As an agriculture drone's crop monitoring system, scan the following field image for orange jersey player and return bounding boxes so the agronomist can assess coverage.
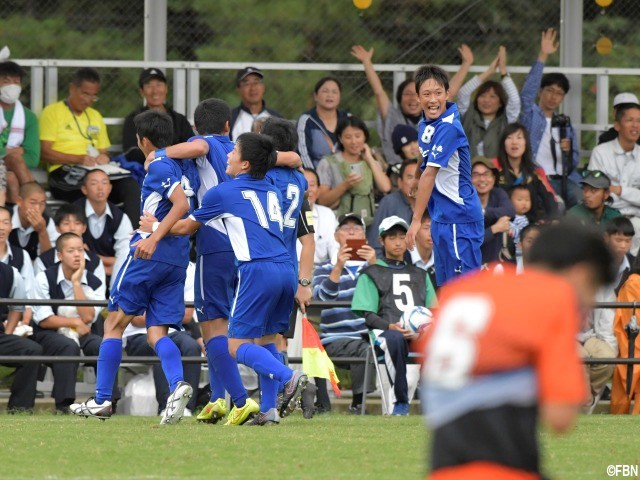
[422,222,615,480]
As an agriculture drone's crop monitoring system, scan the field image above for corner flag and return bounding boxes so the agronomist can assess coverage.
[301,314,341,396]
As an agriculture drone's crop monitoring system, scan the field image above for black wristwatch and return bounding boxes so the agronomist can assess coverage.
[298,278,311,287]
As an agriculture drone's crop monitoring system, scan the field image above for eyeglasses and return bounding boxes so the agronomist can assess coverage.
[542,87,566,97]
[339,224,364,233]
[79,91,99,102]
[472,171,494,179]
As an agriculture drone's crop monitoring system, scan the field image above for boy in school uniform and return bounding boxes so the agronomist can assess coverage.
[405,65,483,286]
[9,182,59,260]
[34,203,105,287]
[70,110,197,424]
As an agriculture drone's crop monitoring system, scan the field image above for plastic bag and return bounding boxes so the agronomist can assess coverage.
[120,368,158,416]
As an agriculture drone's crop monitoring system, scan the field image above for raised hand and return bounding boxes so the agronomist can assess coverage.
[458,44,474,66]
[351,45,374,64]
[539,28,559,62]
[498,46,507,75]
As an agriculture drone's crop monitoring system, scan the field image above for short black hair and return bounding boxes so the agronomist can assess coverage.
[509,184,530,198]
[414,65,449,94]
[605,216,635,237]
[399,159,418,179]
[314,76,342,95]
[528,220,615,286]
[614,103,640,123]
[236,132,277,180]
[194,98,231,135]
[303,167,320,185]
[520,223,541,243]
[421,209,431,222]
[54,203,87,226]
[0,61,25,81]
[381,225,408,238]
[71,67,100,86]
[82,168,110,187]
[335,116,369,151]
[261,117,298,152]
[540,73,570,94]
[395,78,415,106]
[55,232,83,252]
[0,205,11,219]
[134,110,174,149]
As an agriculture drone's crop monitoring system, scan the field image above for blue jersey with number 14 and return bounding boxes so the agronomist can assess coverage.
[191,174,290,263]
[265,167,308,263]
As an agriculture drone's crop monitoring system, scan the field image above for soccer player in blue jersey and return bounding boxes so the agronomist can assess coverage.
[142,98,246,424]
[141,100,307,424]
[152,133,308,426]
[70,110,198,424]
[405,65,483,286]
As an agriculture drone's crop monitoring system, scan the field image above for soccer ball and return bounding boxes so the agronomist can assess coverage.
[399,306,433,335]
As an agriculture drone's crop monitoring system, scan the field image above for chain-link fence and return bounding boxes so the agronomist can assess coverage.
[2,0,640,151]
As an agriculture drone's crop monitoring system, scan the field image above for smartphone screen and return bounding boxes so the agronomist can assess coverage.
[349,163,362,176]
[346,239,367,261]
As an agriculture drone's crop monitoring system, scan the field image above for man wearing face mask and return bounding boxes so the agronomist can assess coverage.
[0,60,38,203]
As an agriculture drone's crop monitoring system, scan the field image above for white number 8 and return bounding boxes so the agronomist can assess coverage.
[421,125,435,144]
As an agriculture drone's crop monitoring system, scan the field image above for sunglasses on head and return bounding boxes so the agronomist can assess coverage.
[581,169,604,178]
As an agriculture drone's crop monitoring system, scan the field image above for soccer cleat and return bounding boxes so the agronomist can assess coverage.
[196,398,228,424]
[279,371,308,418]
[160,381,193,425]
[246,408,280,426]
[224,398,259,426]
[392,402,410,416]
[69,397,112,420]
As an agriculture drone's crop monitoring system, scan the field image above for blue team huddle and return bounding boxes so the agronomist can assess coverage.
[71,102,309,426]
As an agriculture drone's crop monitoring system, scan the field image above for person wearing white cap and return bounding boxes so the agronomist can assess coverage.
[589,101,640,253]
[352,215,437,415]
[598,92,640,145]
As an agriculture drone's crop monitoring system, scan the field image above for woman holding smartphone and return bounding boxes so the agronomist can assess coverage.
[316,116,391,226]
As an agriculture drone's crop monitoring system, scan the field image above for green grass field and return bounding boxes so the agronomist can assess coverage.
[1,413,640,479]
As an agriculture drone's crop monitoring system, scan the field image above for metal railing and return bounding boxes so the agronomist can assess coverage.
[14,58,638,142]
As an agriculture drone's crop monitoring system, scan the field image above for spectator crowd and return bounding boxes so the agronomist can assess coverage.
[1,27,640,416]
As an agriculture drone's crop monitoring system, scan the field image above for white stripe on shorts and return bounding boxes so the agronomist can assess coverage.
[452,223,460,260]
[230,268,242,317]
[116,255,133,291]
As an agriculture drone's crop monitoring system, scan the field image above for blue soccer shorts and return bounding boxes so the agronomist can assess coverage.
[227,260,297,339]
[194,251,236,322]
[108,255,187,330]
[431,220,483,286]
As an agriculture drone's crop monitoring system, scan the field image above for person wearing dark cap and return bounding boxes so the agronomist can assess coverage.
[312,212,377,414]
[391,124,420,161]
[121,67,194,163]
[598,92,640,145]
[471,156,515,264]
[230,67,282,140]
[568,170,621,227]
[366,158,418,257]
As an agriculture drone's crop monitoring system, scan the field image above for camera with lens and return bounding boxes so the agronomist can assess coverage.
[551,113,571,129]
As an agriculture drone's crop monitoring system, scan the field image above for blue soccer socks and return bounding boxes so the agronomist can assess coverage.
[205,338,226,402]
[207,335,248,408]
[155,336,184,393]
[259,343,282,411]
[95,338,122,404]
[236,343,292,385]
